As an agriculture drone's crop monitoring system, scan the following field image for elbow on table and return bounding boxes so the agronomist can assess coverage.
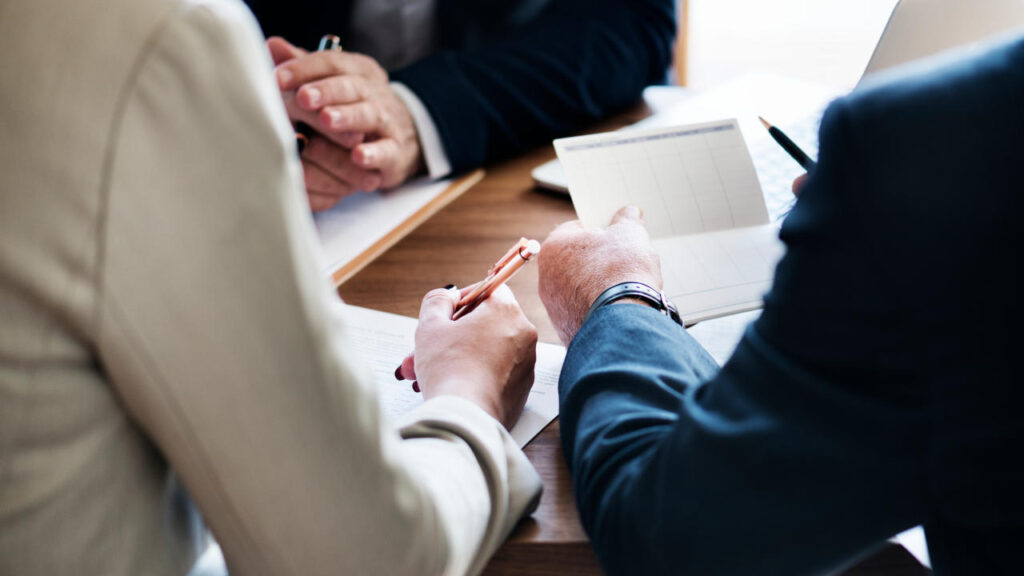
[572,450,707,575]
[585,498,710,576]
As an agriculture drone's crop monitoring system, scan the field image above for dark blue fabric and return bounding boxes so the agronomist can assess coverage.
[560,37,1024,576]
[243,0,675,174]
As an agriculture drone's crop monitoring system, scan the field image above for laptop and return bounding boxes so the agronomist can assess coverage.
[861,0,1024,80]
[533,0,1024,195]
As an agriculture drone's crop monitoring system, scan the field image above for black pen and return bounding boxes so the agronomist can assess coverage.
[295,35,343,153]
[759,116,816,171]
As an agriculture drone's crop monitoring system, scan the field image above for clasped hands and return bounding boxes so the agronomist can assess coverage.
[268,37,424,212]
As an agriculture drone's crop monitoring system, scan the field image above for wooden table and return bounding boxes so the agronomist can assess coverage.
[338,106,929,576]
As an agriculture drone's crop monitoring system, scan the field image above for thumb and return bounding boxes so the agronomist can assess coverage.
[792,173,809,197]
[418,286,461,324]
[610,205,643,226]
[267,36,306,65]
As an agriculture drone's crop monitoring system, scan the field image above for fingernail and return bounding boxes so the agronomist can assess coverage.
[276,68,292,87]
[326,108,341,127]
[360,148,375,164]
[443,284,456,290]
[394,366,403,381]
[626,205,642,219]
[305,87,321,107]
[412,381,420,393]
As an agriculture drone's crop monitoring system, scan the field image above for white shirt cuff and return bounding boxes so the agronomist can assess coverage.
[391,82,452,180]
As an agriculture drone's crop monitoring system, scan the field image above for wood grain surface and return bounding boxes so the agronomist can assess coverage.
[337,104,927,576]
[330,169,485,287]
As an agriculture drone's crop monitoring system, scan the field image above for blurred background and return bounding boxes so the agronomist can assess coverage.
[684,0,899,89]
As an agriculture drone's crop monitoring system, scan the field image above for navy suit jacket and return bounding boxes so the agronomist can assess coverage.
[559,37,1024,575]
[243,0,675,173]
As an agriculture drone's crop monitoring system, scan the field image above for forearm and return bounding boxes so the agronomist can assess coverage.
[560,305,719,573]
[398,397,542,576]
[561,304,927,575]
[391,0,675,172]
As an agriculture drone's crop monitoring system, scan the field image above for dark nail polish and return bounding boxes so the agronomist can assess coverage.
[412,381,420,393]
[394,366,403,381]
[294,121,314,154]
[443,284,455,290]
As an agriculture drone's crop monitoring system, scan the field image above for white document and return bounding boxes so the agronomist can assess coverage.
[313,177,453,276]
[534,75,839,221]
[686,310,760,366]
[338,304,563,447]
[554,120,785,324]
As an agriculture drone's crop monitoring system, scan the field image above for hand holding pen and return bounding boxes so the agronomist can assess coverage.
[396,238,541,395]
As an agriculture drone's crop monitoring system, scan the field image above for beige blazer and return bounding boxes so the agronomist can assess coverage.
[0,0,541,574]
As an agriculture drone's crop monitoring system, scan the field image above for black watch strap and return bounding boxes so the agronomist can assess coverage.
[586,281,684,326]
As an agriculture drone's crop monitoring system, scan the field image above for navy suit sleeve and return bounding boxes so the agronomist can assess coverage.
[559,101,932,576]
[390,0,675,173]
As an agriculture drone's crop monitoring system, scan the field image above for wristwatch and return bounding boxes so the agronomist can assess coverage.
[586,281,684,326]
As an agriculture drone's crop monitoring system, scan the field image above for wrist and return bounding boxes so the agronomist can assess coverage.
[422,377,504,425]
[610,296,657,309]
[390,82,451,179]
[586,281,683,326]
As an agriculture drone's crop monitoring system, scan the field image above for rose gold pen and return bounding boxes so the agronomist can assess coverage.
[452,238,542,320]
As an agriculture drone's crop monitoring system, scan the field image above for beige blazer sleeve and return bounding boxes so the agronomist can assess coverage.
[94,1,540,574]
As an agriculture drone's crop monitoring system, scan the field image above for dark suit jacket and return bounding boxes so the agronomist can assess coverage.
[559,36,1024,575]
[243,0,675,173]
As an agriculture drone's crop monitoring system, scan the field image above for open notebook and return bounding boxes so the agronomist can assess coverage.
[554,120,785,324]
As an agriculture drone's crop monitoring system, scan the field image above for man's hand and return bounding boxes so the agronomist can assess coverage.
[538,205,663,346]
[793,173,808,196]
[298,136,384,212]
[268,37,424,212]
[409,285,537,430]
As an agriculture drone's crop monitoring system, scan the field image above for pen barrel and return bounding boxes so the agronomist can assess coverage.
[453,238,540,320]
[769,126,815,171]
[453,256,529,320]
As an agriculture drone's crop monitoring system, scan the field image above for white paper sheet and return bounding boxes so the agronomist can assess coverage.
[313,177,454,275]
[337,304,562,447]
[891,526,931,569]
[686,310,760,366]
[554,120,785,324]
[533,75,838,222]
